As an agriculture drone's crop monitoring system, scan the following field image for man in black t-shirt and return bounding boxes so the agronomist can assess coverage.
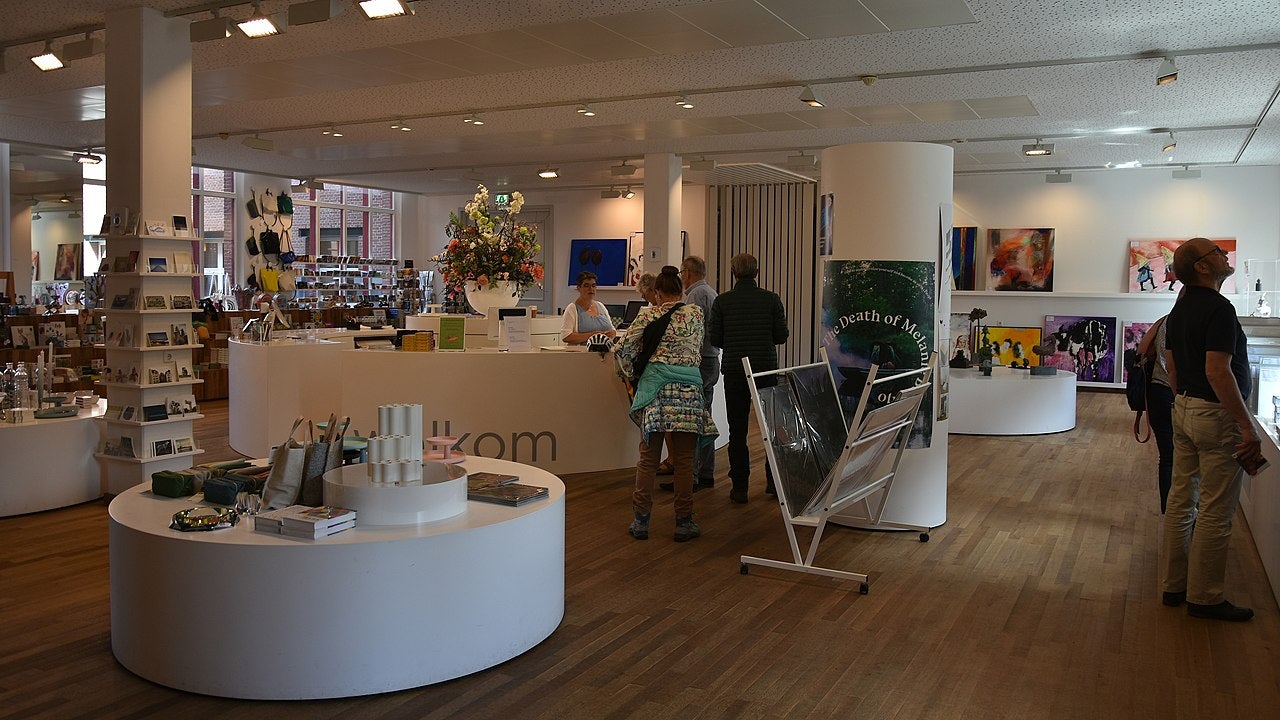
[1161,237,1262,622]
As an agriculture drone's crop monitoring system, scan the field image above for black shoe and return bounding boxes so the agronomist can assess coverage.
[729,488,748,504]
[1162,591,1186,607]
[658,481,674,492]
[1187,600,1254,622]
[697,479,714,489]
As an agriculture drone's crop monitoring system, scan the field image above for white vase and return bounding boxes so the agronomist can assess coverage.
[464,280,521,316]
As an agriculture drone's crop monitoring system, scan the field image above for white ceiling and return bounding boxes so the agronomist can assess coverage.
[1,0,1278,196]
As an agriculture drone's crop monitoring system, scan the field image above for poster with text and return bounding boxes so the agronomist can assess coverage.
[1128,238,1236,294]
[1042,314,1117,383]
[822,259,935,448]
[987,228,1054,291]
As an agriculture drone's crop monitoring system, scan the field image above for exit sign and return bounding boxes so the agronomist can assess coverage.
[494,193,511,206]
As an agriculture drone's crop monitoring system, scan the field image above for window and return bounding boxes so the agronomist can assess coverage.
[192,167,236,296]
[288,183,395,260]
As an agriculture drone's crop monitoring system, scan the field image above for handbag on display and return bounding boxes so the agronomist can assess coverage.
[246,235,260,256]
[259,229,281,256]
[246,196,260,219]
[262,418,310,510]
[277,195,293,215]
[202,475,245,506]
[298,415,348,506]
[262,189,279,214]
[259,267,280,293]
[279,268,297,292]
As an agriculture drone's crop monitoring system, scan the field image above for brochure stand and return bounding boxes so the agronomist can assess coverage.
[739,352,936,593]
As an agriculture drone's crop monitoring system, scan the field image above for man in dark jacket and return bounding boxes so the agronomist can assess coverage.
[708,253,789,504]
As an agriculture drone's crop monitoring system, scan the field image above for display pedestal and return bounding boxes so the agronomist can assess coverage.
[947,367,1077,435]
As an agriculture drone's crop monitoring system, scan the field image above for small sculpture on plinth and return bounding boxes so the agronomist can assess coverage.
[1030,336,1058,375]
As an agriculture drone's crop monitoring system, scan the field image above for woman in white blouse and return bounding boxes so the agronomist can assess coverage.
[560,271,617,344]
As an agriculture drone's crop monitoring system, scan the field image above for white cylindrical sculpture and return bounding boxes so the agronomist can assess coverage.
[820,142,951,530]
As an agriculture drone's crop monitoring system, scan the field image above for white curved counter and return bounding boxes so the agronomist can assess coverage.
[0,399,104,516]
[948,367,1077,435]
[109,456,564,700]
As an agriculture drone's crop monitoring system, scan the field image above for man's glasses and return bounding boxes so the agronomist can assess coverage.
[1192,246,1227,263]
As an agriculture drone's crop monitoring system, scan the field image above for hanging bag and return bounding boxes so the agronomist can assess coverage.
[1127,317,1164,443]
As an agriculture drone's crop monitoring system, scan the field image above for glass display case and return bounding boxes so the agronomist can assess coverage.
[1241,316,1280,435]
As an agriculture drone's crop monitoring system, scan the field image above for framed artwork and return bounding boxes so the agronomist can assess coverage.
[153,439,174,457]
[146,330,170,347]
[975,325,1042,367]
[147,256,169,273]
[1042,315,1117,382]
[952,226,977,290]
[567,238,628,287]
[172,215,190,237]
[1128,238,1236,294]
[1121,321,1155,382]
[54,243,82,281]
[32,251,40,281]
[175,437,195,454]
[987,228,1054,291]
[948,312,974,365]
[171,323,191,347]
[10,325,36,349]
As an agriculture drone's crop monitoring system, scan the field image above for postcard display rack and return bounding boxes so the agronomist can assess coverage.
[740,354,936,593]
[96,227,204,493]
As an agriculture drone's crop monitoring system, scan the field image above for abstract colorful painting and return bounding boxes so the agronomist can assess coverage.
[1121,321,1155,382]
[1128,238,1236,294]
[952,226,977,290]
[975,326,1042,367]
[1042,315,1117,382]
[987,228,1054,291]
[54,243,82,281]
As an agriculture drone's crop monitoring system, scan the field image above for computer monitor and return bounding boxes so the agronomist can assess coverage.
[620,300,645,327]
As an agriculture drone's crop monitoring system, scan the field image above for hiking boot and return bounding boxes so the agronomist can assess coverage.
[674,515,701,542]
[628,512,650,540]
[729,487,748,504]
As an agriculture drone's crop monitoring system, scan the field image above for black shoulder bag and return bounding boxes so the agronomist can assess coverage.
[624,304,684,400]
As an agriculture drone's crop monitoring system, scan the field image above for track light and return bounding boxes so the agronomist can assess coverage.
[32,212,43,221]
[289,0,344,25]
[462,113,485,125]
[359,0,416,19]
[622,187,636,199]
[786,151,817,168]
[576,104,596,117]
[798,85,824,107]
[1022,140,1054,157]
[294,178,327,191]
[600,188,622,199]
[675,96,694,109]
[1045,171,1072,184]
[242,134,274,151]
[390,119,412,131]
[611,161,638,177]
[190,12,234,41]
[62,33,104,61]
[689,157,717,172]
[321,125,343,137]
[1162,132,1177,153]
[538,167,559,179]
[238,2,287,37]
[1156,57,1178,86]
[59,194,72,204]
[1172,166,1200,179]
[73,150,103,165]
[31,41,63,72]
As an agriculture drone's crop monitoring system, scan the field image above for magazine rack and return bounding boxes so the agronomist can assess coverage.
[739,351,936,593]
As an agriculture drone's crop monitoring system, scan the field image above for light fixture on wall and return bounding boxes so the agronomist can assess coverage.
[30,41,64,71]
[1172,165,1200,179]
[73,150,103,165]
[62,32,104,61]
[1156,57,1178,85]
[242,134,274,151]
[463,114,485,125]
[359,0,416,19]
[1162,132,1177,153]
[289,0,344,25]
[675,96,694,109]
[798,85,824,107]
[238,2,287,37]
[576,104,596,117]
[538,166,559,179]
[190,11,234,41]
[1045,170,1072,183]
[1022,140,1054,156]
[611,161,637,176]
[622,187,636,199]
[600,188,622,199]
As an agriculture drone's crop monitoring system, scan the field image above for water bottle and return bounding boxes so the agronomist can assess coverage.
[0,363,13,410]
[12,363,29,409]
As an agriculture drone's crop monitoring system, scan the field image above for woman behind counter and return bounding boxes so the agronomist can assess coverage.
[616,266,717,542]
[560,271,617,344]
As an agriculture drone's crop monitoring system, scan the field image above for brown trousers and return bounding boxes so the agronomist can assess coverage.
[635,432,695,518]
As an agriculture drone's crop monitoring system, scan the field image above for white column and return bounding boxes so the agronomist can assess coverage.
[821,141,952,529]
[642,152,682,272]
[1,142,11,272]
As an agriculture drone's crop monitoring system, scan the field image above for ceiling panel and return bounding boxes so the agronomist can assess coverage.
[668,1,806,47]
[848,104,924,125]
[523,20,658,62]
[906,100,980,122]
[861,0,978,31]
[757,0,888,39]
[454,29,592,68]
[735,112,818,131]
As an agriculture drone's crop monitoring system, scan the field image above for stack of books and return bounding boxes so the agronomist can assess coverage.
[466,471,549,507]
[254,505,356,539]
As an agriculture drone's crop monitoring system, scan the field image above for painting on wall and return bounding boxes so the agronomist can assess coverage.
[32,251,40,281]
[987,228,1054,292]
[949,312,974,366]
[952,226,977,290]
[975,326,1043,367]
[1042,314,1117,382]
[567,238,628,287]
[53,243,82,281]
[1128,238,1237,294]
[1121,321,1155,382]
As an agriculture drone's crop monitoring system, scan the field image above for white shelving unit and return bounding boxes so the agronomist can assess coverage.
[98,232,204,494]
[291,258,398,307]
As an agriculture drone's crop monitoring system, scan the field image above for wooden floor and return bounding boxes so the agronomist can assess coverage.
[2,393,1278,719]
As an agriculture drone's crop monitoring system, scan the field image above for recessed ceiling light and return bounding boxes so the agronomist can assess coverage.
[1156,57,1178,86]
[1022,140,1054,157]
[322,124,343,137]
[463,113,484,125]
[238,2,287,37]
[31,41,63,71]
[675,96,694,109]
[359,0,416,19]
[538,167,559,179]
[798,85,824,107]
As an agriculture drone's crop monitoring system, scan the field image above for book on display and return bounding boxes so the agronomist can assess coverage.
[467,472,519,490]
[281,519,356,539]
[279,505,356,532]
[252,504,309,534]
[467,483,549,507]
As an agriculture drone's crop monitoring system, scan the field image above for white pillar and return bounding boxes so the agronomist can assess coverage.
[1,142,11,272]
[642,153,682,272]
[821,141,952,529]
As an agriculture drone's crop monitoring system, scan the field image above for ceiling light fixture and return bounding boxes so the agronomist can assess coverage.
[576,104,596,117]
[190,11,234,42]
[786,151,817,168]
[32,212,42,221]
[1172,166,1200,179]
[1022,140,1054,156]
[1156,57,1178,85]
[675,96,694,109]
[289,0,344,25]
[242,134,274,151]
[322,124,343,137]
[59,194,72,204]
[1045,171,1072,184]
[31,41,64,72]
[611,161,637,177]
[689,157,717,172]
[622,187,636,199]
[73,150,103,165]
[798,85,824,107]
[463,113,484,125]
[538,167,559,179]
[1162,132,1177,153]
[600,188,622,199]
[238,2,287,38]
[62,32,104,61]
[359,0,416,19]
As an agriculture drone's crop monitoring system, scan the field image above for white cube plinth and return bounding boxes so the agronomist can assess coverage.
[324,461,467,525]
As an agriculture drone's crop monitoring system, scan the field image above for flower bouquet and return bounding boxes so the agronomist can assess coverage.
[432,185,544,302]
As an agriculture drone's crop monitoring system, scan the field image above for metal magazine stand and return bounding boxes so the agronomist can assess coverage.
[739,351,936,593]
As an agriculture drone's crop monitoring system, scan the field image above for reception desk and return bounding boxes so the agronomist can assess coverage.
[1,399,104,516]
[109,456,564,700]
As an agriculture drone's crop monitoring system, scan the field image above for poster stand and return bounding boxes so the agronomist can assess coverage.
[739,351,936,593]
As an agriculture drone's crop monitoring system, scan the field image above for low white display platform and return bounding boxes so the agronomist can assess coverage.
[948,367,1077,435]
[109,456,565,700]
[0,399,104,517]
[323,461,468,525]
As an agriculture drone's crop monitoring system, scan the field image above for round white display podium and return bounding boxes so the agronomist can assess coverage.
[0,399,104,517]
[109,457,564,700]
[948,367,1077,435]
